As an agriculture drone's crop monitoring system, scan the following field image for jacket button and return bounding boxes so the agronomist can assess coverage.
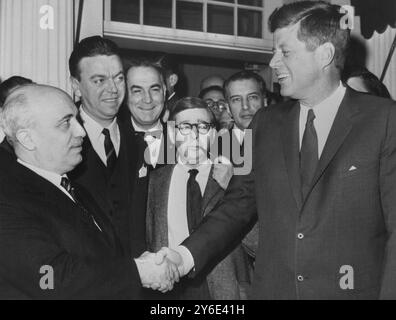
[297,275,304,282]
[297,233,304,240]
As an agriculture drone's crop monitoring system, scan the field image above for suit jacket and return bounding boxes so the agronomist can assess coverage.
[217,129,258,260]
[147,164,251,300]
[69,117,144,258]
[0,149,141,299]
[183,88,396,299]
[119,111,172,236]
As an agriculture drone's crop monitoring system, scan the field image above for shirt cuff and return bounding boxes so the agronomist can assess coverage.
[175,245,195,277]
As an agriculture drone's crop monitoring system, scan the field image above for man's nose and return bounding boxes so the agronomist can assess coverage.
[190,126,199,140]
[106,79,118,93]
[73,119,86,138]
[269,51,281,69]
[242,98,250,110]
[143,91,152,104]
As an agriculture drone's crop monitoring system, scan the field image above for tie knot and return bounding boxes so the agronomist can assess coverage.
[188,169,199,178]
[60,177,72,193]
[102,128,110,137]
[307,109,315,123]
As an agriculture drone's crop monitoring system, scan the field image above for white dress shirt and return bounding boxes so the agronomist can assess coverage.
[299,82,346,158]
[131,117,163,168]
[232,126,245,145]
[168,160,212,250]
[17,159,74,202]
[80,107,120,166]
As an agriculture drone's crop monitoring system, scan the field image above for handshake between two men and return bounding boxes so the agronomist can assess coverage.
[134,247,185,293]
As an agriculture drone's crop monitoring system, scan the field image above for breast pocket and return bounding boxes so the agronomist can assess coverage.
[339,161,378,179]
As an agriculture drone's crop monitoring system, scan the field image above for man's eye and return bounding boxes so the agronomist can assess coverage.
[61,120,71,128]
[131,89,141,94]
[94,79,105,85]
[248,95,259,101]
[282,50,291,57]
[231,97,241,104]
[116,75,125,82]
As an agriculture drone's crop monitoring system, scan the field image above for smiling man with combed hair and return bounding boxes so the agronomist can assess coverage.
[159,1,396,300]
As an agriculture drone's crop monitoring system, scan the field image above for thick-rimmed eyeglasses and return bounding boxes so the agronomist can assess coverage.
[205,99,228,113]
[175,122,214,135]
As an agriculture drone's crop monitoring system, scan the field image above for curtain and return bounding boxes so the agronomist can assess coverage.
[0,0,74,94]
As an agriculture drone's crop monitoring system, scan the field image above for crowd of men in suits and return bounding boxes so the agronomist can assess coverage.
[0,0,396,299]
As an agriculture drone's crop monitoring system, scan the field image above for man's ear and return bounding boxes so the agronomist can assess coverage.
[168,74,178,88]
[70,76,82,98]
[15,129,35,151]
[316,42,336,69]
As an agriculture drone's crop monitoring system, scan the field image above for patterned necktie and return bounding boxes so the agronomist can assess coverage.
[102,128,117,172]
[300,108,318,200]
[60,177,102,232]
[60,176,77,202]
[186,169,203,234]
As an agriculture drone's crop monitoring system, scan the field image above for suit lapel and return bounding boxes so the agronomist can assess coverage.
[305,88,359,202]
[280,101,303,210]
[153,165,175,249]
[202,166,223,216]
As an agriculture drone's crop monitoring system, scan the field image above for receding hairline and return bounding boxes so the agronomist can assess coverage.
[5,84,74,114]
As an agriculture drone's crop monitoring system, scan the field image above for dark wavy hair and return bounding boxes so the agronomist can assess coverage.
[69,36,121,80]
[169,97,215,123]
[268,1,350,71]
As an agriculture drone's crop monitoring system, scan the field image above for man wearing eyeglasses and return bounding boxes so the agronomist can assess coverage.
[198,85,234,130]
[146,97,251,299]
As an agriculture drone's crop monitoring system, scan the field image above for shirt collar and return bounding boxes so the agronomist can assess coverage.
[177,156,212,169]
[131,117,162,134]
[232,125,246,145]
[80,106,118,139]
[17,158,66,189]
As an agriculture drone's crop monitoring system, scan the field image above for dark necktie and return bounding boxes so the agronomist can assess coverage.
[186,169,203,234]
[102,128,117,172]
[60,177,102,232]
[60,176,77,202]
[300,108,318,200]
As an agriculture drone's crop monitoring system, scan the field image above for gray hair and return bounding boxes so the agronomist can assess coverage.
[0,86,36,144]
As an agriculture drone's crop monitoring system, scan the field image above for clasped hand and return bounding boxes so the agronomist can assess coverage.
[135,247,183,293]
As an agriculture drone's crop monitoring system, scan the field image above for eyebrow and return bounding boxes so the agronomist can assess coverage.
[56,114,74,125]
[89,71,124,80]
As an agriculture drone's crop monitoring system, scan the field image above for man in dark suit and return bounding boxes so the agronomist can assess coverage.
[68,36,144,259]
[121,59,170,232]
[160,1,396,299]
[146,97,250,300]
[222,70,267,170]
[0,85,178,299]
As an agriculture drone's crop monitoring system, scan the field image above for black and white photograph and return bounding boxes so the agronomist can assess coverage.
[0,0,396,304]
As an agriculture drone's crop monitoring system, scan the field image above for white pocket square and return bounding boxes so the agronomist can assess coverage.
[348,165,357,171]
